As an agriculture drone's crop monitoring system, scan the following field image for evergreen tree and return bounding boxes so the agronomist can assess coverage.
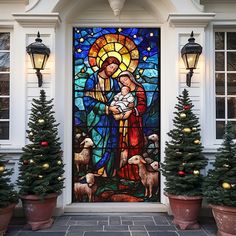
[0,154,18,208]
[161,89,207,196]
[204,123,236,207]
[18,90,65,197]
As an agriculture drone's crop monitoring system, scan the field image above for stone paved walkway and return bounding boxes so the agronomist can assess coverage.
[6,213,217,236]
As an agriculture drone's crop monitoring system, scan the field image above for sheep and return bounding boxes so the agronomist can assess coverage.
[128,155,159,198]
[74,137,94,172]
[74,173,98,202]
[148,133,159,154]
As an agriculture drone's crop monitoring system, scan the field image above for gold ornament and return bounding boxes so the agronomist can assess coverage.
[38,119,45,124]
[57,160,62,165]
[193,170,200,175]
[180,113,187,119]
[0,165,5,172]
[192,127,197,131]
[29,132,34,136]
[183,128,191,133]
[223,164,230,168]
[222,182,231,189]
[58,176,62,181]
[42,163,49,170]
[231,184,235,188]
[194,139,201,144]
[38,175,43,179]
[29,159,34,164]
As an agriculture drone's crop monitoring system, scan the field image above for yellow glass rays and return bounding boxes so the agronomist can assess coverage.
[88,34,139,77]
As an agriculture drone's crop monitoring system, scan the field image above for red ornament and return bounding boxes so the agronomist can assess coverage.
[184,105,190,110]
[23,160,29,165]
[178,170,185,176]
[40,141,48,147]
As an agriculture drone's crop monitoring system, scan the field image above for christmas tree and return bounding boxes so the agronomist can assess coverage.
[161,89,207,196]
[0,154,18,208]
[204,122,236,206]
[18,90,64,197]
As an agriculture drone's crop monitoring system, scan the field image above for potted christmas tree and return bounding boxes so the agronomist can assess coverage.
[0,154,18,235]
[161,89,207,230]
[17,90,65,230]
[204,122,236,236]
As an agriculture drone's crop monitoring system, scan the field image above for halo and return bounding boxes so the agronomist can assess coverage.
[88,34,139,77]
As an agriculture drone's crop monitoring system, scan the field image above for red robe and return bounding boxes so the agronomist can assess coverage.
[117,85,147,181]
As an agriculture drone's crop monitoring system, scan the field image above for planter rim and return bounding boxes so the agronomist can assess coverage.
[210,204,236,212]
[20,193,59,200]
[0,203,16,212]
[165,192,203,200]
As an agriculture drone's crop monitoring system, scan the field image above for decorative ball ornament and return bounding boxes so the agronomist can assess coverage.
[57,160,62,165]
[194,139,201,144]
[38,175,43,179]
[178,170,185,176]
[222,182,231,189]
[223,164,230,168]
[23,160,29,165]
[180,113,187,119]
[183,128,191,133]
[0,165,5,172]
[192,127,197,131]
[58,176,62,181]
[231,184,235,188]
[38,119,45,124]
[29,159,34,164]
[184,105,191,110]
[42,163,49,170]
[193,170,200,175]
[29,132,34,136]
[41,141,48,147]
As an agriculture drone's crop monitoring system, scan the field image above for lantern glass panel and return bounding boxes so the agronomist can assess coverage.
[186,53,198,69]
[33,53,47,70]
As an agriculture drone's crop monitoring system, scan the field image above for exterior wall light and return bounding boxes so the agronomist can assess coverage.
[26,32,50,87]
[181,31,202,87]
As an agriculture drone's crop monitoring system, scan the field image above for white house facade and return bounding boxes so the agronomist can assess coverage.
[1,0,236,214]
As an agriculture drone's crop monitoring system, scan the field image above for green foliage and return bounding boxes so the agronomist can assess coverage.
[0,154,18,208]
[17,90,65,198]
[204,123,236,207]
[161,89,207,196]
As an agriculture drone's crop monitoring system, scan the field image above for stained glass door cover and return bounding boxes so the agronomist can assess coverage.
[73,27,160,202]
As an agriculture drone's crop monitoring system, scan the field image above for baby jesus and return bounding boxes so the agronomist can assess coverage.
[110,86,135,120]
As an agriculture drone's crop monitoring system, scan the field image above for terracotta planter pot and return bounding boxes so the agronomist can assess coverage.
[211,205,236,236]
[20,193,58,231]
[166,193,202,230]
[0,203,16,236]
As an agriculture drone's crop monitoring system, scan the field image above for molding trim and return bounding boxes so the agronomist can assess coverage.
[64,203,168,213]
[168,13,215,27]
[12,13,61,28]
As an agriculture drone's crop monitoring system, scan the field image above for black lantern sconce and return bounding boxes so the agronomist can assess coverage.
[26,32,50,87]
[181,31,202,87]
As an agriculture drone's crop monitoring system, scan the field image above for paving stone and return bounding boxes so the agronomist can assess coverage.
[178,230,208,236]
[5,230,19,236]
[67,220,98,226]
[69,225,103,232]
[131,232,149,236]
[129,225,146,231]
[122,220,133,225]
[39,226,69,232]
[54,219,70,226]
[149,232,178,236]
[153,215,170,225]
[133,220,155,226]
[98,220,109,225]
[104,225,129,231]
[146,225,176,231]
[84,232,130,236]
[71,215,108,221]
[122,216,153,221]
[17,232,66,236]
[65,232,84,236]
[109,216,121,225]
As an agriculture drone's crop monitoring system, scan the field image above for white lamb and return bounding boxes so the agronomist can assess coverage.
[128,155,159,198]
[74,173,97,202]
[74,137,94,172]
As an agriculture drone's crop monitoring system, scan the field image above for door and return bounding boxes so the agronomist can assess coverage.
[73,27,160,202]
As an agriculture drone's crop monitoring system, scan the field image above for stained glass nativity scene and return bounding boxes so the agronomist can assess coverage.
[73,27,160,202]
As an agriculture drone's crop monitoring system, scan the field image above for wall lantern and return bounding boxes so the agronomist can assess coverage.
[181,31,202,87]
[26,32,50,87]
